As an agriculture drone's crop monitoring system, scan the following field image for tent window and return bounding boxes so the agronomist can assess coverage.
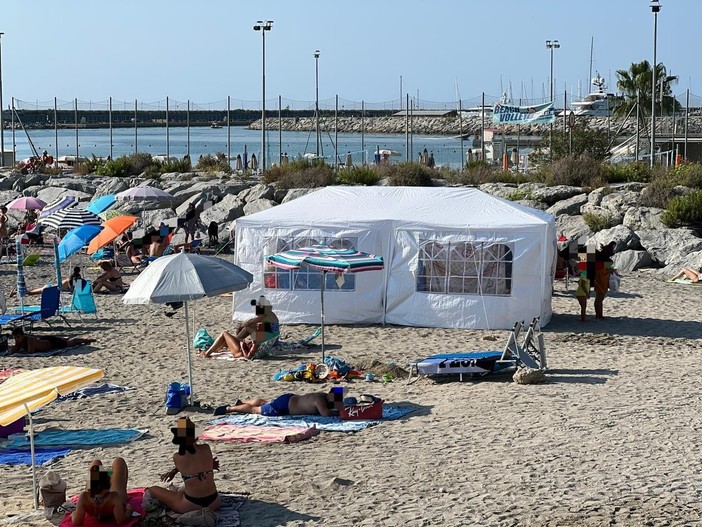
[263,236,358,292]
[417,240,512,296]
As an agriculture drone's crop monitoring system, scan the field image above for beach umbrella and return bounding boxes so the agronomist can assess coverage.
[115,187,174,202]
[51,236,62,298]
[0,366,104,509]
[235,155,242,171]
[250,153,258,172]
[6,197,46,211]
[15,237,27,316]
[58,225,103,262]
[98,209,124,221]
[87,215,138,255]
[38,195,76,219]
[39,208,101,231]
[123,251,253,404]
[266,244,384,359]
[85,194,116,215]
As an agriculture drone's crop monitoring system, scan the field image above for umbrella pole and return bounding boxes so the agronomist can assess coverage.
[321,271,326,361]
[25,403,38,509]
[184,301,194,406]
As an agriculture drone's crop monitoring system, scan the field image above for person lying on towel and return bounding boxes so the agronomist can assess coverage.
[199,295,280,359]
[148,417,221,514]
[213,388,347,417]
[71,457,135,525]
[10,327,96,354]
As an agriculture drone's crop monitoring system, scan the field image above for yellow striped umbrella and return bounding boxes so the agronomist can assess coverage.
[0,366,104,508]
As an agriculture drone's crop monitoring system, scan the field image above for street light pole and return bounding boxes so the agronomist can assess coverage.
[546,39,560,159]
[0,32,5,168]
[314,50,321,158]
[650,1,660,168]
[254,20,273,172]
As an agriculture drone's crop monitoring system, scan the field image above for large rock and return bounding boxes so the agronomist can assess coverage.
[637,228,702,267]
[243,198,277,216]
[531,185,583,205]
[46,177,97,195]
[36,187,93,203]
[589,225,641,252]
[142,209,177,229]
[514,199,547,211]
[199,194,245,226]
[238,183,274,203]
[555,215,592,243]
[478,182,519,199]
[94,178,129,196]
[546,193,588,216]
[0,174,24,191]
[659,249,702,276]
[612,250,653,273]
[281,188,316,204]
[579,203,624,227]
[622,207,668,231]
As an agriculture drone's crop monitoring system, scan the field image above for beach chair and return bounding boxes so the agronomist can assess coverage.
[60,280,98,321]
[0,286,63,329]
[114,253,143,274]
[249,334,281,360]
[20,253,41,267]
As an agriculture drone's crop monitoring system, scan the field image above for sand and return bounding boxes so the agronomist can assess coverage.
[1,257,702,527]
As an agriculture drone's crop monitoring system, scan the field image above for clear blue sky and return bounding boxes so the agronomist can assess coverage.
[2,0,699,106]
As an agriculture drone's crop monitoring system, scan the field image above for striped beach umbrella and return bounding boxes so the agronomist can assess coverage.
[0,366,104,509]
[15,237,27,312]
[266,244,384,359]
[39,208,101,231]
[52,236,62,296]
[38,195,76,219]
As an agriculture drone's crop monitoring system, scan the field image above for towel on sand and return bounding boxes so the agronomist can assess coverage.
[0,447,72,465]
[210,328,322,360]
[200,424,319,443]
[56,383,134,401]
[4,428,147,448]
[210,405,416,432]
[0,368,25,384]
[59,488,144,527]
[141,492,246,527]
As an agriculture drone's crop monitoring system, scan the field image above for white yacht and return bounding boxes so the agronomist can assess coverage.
[571,74,613,117]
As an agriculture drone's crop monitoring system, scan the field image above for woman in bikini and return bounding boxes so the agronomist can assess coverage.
[93,260,125,294]
[148,417,221,513]
[71,457,135,525]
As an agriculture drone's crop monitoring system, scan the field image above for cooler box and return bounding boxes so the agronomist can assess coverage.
[340,398,383,420]
[0,417,25,438]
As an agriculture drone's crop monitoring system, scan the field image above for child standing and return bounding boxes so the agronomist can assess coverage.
[575,271,591,322]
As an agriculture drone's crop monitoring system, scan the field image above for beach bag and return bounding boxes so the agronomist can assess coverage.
[193,329,214,350]
[609,273,621,292]
[165,382,190,414]
[39,471,67,508]
[324,356,351,377]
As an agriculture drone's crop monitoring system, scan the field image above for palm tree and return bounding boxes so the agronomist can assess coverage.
[615,60,679,117]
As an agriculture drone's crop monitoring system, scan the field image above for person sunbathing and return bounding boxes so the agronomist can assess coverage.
[93,260,125,293]
[212,389,346,417]
[22,266,86,296]
[148,417,221,513]
[10,327,96,354]
[71,457,135,525]
[199,295,279,359]
[671,267,702,283]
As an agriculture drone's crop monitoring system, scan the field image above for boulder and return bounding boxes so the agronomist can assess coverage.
[586,186,610,206]
[46,178,97,194]
[36,187,93,203]
[94,178,129,196]
[659,249,702,276]
[555,215,592,243]
[199,194,245,226]
[281,188,316,204]
[622,207,668,231]
[514,199,548,211]
[546,193,588,216]
[531,185,583,205]
[0,173,23,191]
[612,250,653,273]
[478,182,519,199]
[579,203,623,226]
[636,228,702,267]
[589,225,641,252]
[238,183,274,203]
[273,188,289,203]
[243,198,277,216]
[142,209,177,229]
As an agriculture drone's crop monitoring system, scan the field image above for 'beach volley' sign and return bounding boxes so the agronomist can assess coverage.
[492,101,556,125]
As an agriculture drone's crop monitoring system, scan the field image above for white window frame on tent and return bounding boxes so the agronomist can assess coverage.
[263,236,358,292]
[416,240,513,296]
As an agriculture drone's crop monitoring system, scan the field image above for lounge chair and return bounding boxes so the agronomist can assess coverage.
[249,333,281,360]
[60,280,98,320]
[0,286,63,329]
[114,253,144,274]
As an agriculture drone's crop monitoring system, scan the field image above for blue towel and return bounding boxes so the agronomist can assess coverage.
[210,405,416,432]
[0,447,72,465]
[56,383,134,401]
[4,428,147,448]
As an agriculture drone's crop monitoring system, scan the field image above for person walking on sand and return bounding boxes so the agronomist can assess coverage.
[575,271,591,322]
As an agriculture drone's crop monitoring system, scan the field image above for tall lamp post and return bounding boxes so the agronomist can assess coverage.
[0,32,5,168]
[650,1,660,168]
[546,39,560,158]
[314,50,321,158]
[253,20,273,172]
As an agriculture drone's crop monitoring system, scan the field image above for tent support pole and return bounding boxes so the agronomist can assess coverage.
[26,403,38,509]
[321,271,326,361]
[184,301,194,405]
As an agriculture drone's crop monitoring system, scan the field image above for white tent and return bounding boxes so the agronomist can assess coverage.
[233,186,556,329]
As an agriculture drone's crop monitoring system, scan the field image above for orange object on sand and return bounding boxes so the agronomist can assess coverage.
[88,215,139,254]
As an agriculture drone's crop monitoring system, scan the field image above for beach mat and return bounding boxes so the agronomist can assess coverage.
[59,488,144,527]
[56,383,134,401]
[0,447,72,465]
[209,329,322,360]
[667,277,702,285]
[4,428,147,449]
[210,405,417,432]
[200,423,319,443]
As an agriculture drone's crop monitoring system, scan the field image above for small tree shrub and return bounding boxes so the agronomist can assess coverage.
[602,162,652,184]
[671,163,702,189]
[263,158,336,189]
[195,153,230,173]
[385,162,434,187]
[338,166,381,186]
[533,155,605,188]
[95,152,156,177]
[661,190,702,227]
[583,211,614,233]
[76,155,105,176]
[639,170,677,208]
[161,156,192,173]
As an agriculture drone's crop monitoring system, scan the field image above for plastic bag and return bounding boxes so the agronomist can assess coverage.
[609,273,621,292]
[193,329,214,350]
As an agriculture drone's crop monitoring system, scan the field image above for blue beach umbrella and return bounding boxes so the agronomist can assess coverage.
[58,225,103,262]
[38,196,76,220]
[86,194,116,215]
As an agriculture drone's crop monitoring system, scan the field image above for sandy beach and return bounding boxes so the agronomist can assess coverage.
[1,256,701,527]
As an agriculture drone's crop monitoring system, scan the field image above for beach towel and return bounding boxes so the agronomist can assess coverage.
[210,328,322,361]
[56,383,134,401]
[141,492,246,527]
[0,447,72,465]
[668,277,702,285]
[200,423,320,443]
[3,428,147,449]
[0,367,24,384]
[210,405,417,432]
[58,488,144,527]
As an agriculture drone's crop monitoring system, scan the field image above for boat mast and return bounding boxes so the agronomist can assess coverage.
[588,36,594,86]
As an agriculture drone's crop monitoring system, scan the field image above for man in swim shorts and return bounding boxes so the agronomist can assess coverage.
[10,327,96,354]
[213,389,346,417]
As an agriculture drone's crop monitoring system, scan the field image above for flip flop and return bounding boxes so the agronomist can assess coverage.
[213,405,229,416]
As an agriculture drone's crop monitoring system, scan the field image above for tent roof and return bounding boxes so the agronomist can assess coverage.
[238,186,554,229]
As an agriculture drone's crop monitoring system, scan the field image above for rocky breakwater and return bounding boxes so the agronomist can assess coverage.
[1,169,698,278]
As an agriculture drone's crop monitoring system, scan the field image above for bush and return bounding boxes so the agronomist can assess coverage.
[385,162,434,187]
[533,155,605,188]
[583,211,614,233]
[639,168,677,208]
[95,152,156,178]
[661,190,702,227]
[263,158,336,189]
[338,166,381,186]
[76,155,105,176]
[602,162,652,184]
[671,163,702,189]
[161,156,192,173]
[195,153,230,173]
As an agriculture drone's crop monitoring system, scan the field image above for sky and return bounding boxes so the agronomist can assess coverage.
[2,0,700,108]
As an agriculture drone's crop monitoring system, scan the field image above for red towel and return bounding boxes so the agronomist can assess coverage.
[59,488,145,527]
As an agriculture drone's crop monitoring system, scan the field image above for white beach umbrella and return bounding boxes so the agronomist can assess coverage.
[123,251,253,404]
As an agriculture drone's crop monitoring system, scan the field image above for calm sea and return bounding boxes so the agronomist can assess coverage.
[2,126,472,170]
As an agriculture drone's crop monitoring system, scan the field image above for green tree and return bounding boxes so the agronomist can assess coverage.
[614,60,679,117]
[550,118,611,161]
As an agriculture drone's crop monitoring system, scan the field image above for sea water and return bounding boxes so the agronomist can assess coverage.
[2,127,473,170]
